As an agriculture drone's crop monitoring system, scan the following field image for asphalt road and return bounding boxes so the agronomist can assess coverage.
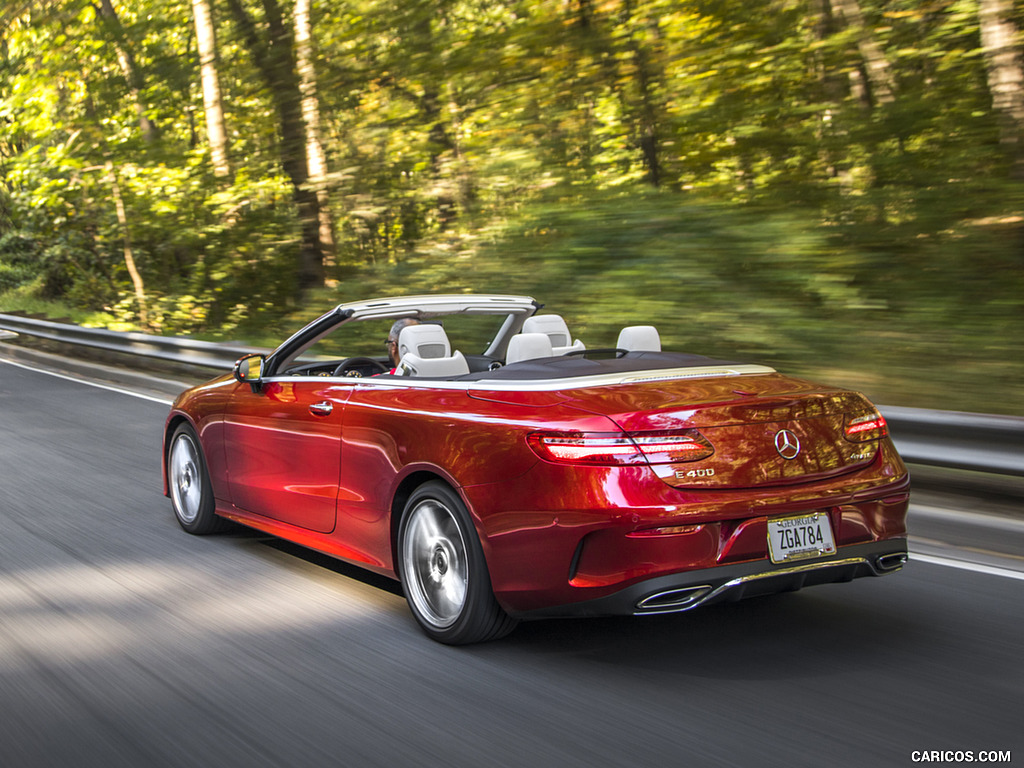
[1,358,1021,768]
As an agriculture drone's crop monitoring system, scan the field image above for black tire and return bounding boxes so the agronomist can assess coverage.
[397,481,518,644]
[167,423,225,535]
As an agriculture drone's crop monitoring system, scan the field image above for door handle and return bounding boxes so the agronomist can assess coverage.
[309,401,333,416]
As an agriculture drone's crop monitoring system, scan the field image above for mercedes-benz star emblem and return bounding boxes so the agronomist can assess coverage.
[774,429,801,460]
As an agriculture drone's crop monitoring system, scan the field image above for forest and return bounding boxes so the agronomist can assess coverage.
[1,0,1022,414]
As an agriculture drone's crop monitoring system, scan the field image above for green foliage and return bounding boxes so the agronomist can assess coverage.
[0,233,38,291]
[1,0,1022,413]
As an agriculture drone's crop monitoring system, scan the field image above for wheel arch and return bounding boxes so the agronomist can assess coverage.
[389,471,486,580]
[389,471,518,643]
[162,412,194,497]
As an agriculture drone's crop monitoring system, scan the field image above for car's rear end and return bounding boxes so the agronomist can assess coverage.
[463,372,909,617]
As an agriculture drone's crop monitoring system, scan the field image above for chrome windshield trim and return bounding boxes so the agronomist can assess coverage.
[336,294,539,321]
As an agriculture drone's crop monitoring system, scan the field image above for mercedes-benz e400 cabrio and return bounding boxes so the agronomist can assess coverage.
[163,294,909,644]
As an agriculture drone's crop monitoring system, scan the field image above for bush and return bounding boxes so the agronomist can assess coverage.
[0,233,41,292]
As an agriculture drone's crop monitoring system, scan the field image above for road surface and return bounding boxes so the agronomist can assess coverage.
[0,357,1020,768]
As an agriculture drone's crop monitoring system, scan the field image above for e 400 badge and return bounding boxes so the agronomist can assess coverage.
[675,468,715,479]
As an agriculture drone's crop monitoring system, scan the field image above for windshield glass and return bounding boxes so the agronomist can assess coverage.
[280,312,516,371]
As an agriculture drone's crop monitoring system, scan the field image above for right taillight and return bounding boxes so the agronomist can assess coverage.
[528,429,714,465]
[844,411,888,442]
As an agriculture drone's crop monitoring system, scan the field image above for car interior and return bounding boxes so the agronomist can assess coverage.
[279,311,726,381]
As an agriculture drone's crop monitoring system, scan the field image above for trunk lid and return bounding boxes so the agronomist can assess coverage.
[566,373,880,489]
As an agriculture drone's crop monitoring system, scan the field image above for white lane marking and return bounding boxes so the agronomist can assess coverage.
[910,552,1024,581]
[0,356,173,405]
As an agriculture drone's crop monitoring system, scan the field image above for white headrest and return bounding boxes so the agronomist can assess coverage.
[523,315,572,348]
[523,314,584,355]
[506,333,554,364]
[617,325,661,352]
[398,324,451,360]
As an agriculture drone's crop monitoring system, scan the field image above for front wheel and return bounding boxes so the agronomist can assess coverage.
[167,423,224,535]
[398,481,518,644]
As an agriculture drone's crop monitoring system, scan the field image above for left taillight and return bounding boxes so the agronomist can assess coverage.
[527,429,714,466]
[844,411,888,442]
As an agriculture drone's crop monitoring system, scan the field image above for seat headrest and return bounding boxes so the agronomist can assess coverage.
[506,333,554,364]
[616,325,661,352]
[398,324,451,360]
[523,314,584,355]
[523,315,572,348]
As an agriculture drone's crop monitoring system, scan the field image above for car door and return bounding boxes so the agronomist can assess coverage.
[222,378,354,533]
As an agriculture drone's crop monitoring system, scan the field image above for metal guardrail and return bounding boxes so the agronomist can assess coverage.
[881,405,1024,478]
[0,312,260,371]
[2,312,1022,477]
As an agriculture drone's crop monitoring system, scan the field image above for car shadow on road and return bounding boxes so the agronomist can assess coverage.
[238,528,925,679]
[496,584,926,680]
[237,530,406,598]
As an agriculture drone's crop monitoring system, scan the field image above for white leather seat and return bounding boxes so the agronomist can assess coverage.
[616,325,661,352]
[396,324,469,377]
[523,315,585,355]
[398,324,451,360]
[505,333,554,364]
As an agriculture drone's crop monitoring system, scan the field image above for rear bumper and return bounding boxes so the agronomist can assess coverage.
[515,539,907,618]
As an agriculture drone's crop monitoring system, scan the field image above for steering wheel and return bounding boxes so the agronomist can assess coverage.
[332,357,390,377]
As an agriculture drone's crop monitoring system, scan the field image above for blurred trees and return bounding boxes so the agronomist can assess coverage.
[192,0,231,178]
[0,1,1021,404]
[979,0,1024,177]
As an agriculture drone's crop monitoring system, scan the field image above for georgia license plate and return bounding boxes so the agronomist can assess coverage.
[767,512,836,564]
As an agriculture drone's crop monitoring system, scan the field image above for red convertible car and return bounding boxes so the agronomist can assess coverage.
[164,294,909,644]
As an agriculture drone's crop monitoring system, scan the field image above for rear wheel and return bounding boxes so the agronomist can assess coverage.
[398,481,518,644]
[167,423,224,535]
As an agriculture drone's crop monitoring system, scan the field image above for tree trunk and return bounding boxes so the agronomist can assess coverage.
[979,0,1024,179]
[294,0,336,268]
[828,0,895,108]
[105,162,148,328]
[226,0,325,289]
[411,9,458,229]
[424,86,457,229]
[621,0,661,187]
[93,0,159,141]
[191,0,231,178]
[811,0,846,180]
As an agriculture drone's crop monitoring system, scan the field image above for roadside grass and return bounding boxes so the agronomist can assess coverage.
[0,283,119,328]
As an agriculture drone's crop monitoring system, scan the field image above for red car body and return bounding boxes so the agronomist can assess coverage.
[164,295,908,643]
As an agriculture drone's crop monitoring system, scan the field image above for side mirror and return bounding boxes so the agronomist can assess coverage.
[233,354,266,391]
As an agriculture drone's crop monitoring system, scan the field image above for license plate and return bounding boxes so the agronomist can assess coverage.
[767,512,836,564]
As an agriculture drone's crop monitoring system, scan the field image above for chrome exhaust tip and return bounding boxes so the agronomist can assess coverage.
[636,585,712,613]
[877,553,907,572]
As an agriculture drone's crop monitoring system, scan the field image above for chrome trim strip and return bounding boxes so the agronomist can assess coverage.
[636,586,713,611]
[876,552,908,571]
[470,365,777,390]
[634,556,874,616]
[262,365,777,392]
[619,365,775,384]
